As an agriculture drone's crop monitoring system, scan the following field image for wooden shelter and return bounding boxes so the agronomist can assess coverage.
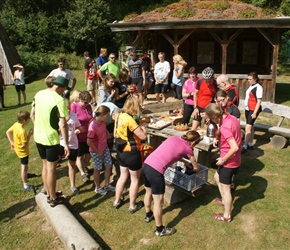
[0,23,23,85]
[109,3,290,103]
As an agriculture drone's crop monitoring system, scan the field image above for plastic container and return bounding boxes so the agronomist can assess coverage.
[164,163,208,191]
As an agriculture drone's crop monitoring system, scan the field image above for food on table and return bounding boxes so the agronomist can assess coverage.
[174,123,189,131]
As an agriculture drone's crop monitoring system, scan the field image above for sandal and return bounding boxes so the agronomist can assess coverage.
[215,198,224,207]
[213,213,232,223]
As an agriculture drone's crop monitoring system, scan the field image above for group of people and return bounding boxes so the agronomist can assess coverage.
[4,48,264,237]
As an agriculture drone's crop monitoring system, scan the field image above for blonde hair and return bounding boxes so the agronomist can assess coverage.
[173,54,187,67]
[45,76,56,88]
[205,103,224,120]
[70,90,81,103]
[94,105,110,117]
[123,96,140,116]
[99,48,107,57]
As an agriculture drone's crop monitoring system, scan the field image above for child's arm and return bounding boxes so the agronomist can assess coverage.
[75,126,86,134]
[59,117,70,158]
[6,129,14,150]
[23,128,34,147]
[87,138,103,157]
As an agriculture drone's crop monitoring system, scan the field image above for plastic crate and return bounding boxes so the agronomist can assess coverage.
[164,163,208,191]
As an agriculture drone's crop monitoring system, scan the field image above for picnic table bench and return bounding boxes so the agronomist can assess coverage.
[239,100,290,149]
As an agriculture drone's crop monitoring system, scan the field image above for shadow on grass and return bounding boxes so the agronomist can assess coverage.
[163,183,220,228]
[0,197,37,222]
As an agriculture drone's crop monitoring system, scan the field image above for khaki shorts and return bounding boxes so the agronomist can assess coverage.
[87,79,97,91]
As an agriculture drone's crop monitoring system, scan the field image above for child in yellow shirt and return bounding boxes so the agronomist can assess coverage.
[6,110,35,194]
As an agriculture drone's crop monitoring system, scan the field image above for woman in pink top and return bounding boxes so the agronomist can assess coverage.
[142,131,201,237]
[70,91,93,183]
[182,67,199,125]
[205,103,242,223]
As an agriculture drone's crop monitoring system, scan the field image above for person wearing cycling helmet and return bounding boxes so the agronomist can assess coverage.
[192,67,217,130]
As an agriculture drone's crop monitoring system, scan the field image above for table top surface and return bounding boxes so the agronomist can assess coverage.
[146,125,213,151]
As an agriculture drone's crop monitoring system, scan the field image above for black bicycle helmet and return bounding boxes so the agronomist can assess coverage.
[202,67,214,79]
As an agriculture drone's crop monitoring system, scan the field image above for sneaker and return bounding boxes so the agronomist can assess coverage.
[104,184,116,192]
[145,213,154,223]
[155,227,177,237]
[113,195,124,209]
[24,185,36,195]
[241,147,247,154]
[129,201,144,214]
[247,145,254,150]
[81,173,89,183]
[70,186,79,195]
[95,187,107,196]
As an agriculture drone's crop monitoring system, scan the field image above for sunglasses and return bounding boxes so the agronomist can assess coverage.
[81,100,89,104]
[110,57,115,59]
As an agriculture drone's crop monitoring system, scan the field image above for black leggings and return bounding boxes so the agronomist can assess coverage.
[171,84,182,99]
[182,103,194,124]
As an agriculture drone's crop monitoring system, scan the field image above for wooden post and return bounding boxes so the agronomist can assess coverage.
[271,32,279,103]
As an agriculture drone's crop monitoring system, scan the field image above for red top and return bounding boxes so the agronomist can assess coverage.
[196,79,217,108]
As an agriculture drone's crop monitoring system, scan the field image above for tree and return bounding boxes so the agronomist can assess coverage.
[66,0,112,56]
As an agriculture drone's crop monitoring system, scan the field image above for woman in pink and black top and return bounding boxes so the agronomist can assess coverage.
[205,103,242,223]
[181,67,199,125]
[142,131,201,237]
[71,91,93,183]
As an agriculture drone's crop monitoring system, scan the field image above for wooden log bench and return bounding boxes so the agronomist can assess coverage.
[238,100,290,149]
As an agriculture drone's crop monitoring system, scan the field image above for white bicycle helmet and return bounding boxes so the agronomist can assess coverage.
[202,67,214,79]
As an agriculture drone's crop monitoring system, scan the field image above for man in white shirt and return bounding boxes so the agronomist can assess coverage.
[46,58,77,98]
[154,52,170,103]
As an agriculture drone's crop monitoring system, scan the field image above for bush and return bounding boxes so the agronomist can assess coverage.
[238,9,258,18]
[209,1,231,11]
[171,8,196,18]
[17,48,84,76]
[261,8,277,17]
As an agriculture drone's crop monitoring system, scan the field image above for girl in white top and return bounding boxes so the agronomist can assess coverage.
[13,64,26,105]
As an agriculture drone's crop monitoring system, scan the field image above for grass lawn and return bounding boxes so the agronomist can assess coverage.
[0,73,290,250]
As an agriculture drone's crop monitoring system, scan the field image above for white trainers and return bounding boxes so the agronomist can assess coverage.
[155,227,176,236]
[104,184,116,192]
[70,186,79,195]
[95,187,107,196]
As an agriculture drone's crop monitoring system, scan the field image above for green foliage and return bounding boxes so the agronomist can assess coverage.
[279,0,290,15]
[209,1,231,11]
[238,9,258,18]
[155,7,167,13]
[195,1,212,9]
[261,8,277,16]
[124,12,139,20]
[171,7,196,18]
[17,48,84,73]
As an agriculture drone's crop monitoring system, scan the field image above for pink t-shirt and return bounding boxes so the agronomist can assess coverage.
[145,136,194,174]
[220,114,242,168]
[182,78,198,105]
[71,102,92,142]
[87,119,107,152]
